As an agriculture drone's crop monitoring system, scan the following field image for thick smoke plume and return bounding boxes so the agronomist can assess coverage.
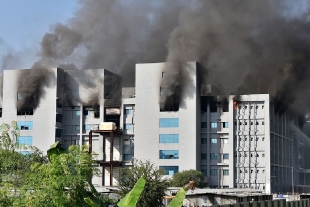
[161,0,310,113]
[17,68,55,111]
[3,0,310,113]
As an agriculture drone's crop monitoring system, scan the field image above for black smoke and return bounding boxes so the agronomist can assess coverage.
[161,0,310,113]
[3,0,310,114]
[16,68,56,111]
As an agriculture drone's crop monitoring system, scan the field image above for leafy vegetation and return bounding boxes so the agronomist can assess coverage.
[14,144,94,207]
[0,122,47,188]
[117,177,146,207]
[117,159,169,207]
[170,169,207,188]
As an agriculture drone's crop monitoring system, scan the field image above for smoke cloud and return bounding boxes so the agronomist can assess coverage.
[161,0,310,113]
[2,0,310,113]
[16,68,56,111]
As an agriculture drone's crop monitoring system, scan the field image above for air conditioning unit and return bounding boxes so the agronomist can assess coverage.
[99,122,116,130]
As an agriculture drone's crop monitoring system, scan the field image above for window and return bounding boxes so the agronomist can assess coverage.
[17,121,33,130]
[76,111,81,116]
[123,154,132,161]
[262,121,265,125]
[223,170,229,176]
[211,122,218,128]
[210,169,218,176]
[201,138,207,144]
[201,169,208,176]
[201,153,207,160]
[159,118,179,128]
[223,138,229,144]
[223,153,229,160]
[160,166,179,175]
[210,103,217,112]
[162,72,166,78]
[222,122,229,128]
[75,125,80,131]
[124,124,132,130]
[159,134,179,143]
[160,87,163,96]
[84,125,91,130]
[83,110,90,116]
[211,138,218,144]
[159,150,179,159]
[210,153,218,160]
[56,114,62,123]
[201,122,207,128]
[125,109,132,115]
[55,129,62,137]
[18,136,33,145]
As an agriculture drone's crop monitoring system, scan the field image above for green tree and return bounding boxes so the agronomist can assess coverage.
[117,159,169,207]
[170,169,207,188]
[0,121,47,187]
[14,144,95,207]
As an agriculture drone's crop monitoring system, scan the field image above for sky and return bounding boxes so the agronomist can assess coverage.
[0,0,79,68]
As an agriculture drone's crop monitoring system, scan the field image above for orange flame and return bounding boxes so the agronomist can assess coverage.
[233,101,238,110]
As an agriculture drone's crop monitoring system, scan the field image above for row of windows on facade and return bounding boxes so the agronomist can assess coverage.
[201,169,229,176]
[237,169,265,173]
[202,138,229,144]
[159,151,230,160]
[67,125,97,131]
[234,121,265,125]
[201,122,229,129]
[202,153,229,160]
[235,136,265,141]
[238,105,264,110]
[235,152,265,157]
[158,135,229,144]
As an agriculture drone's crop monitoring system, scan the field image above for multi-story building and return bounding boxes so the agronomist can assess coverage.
[0,62,309,193]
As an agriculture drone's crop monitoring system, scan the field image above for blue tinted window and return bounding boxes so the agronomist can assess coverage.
[211,122,218,128]
[159,150,179,159]
[17,121,33,130]
[125,109,132,115]
[211,138,218,144]
[123,154,132,161]
[159,134,179,143]
[223,122,229,128]
[160,166,179,175]
[223,153,229,159]
[84,125,91,130]
[125,124,131,130]
[159,118,179,128]
[210,169,218,176]
[18,136,33,145]
[76,111,81,116]
[210,153,218,160]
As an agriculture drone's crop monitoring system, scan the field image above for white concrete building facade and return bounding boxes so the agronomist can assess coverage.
[0,63,309,193]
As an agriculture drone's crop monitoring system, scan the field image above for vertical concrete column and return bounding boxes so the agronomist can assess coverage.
[80,105,83,149]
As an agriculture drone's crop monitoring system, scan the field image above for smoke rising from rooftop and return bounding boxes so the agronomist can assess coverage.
[2,0,310,113]
[16,68,56,111]
[161,0,310,113]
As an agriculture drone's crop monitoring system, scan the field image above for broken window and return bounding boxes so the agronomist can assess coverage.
[210,102,218,112]
[17,107,33,116]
